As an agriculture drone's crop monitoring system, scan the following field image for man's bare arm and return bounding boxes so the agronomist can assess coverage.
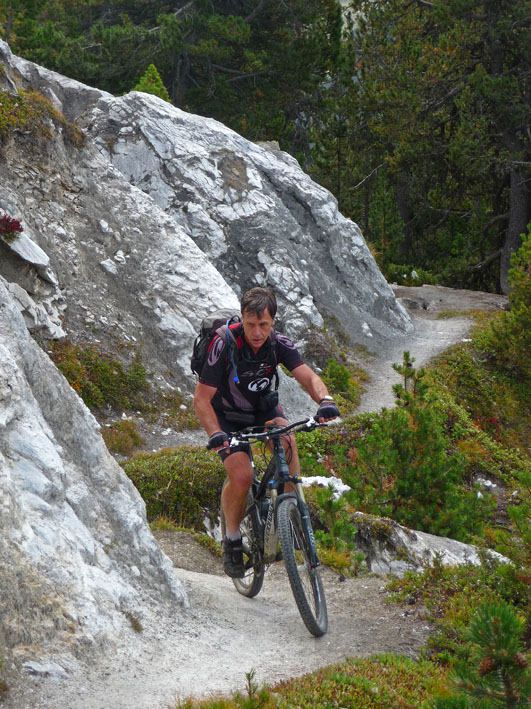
[193,382,223,436]
[291,364,330,404]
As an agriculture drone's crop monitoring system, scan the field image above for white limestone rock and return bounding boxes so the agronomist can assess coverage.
[86,90,412,345]
[0,277,186,659]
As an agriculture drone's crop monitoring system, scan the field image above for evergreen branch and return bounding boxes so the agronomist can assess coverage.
[471,249,502,272]
[211,64,267,80]
[245,0,271,24]
[227,71,268,84]
[351,162,386,191]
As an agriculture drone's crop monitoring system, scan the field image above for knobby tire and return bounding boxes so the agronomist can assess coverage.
[277,497,328,637]
[220,482,264,598]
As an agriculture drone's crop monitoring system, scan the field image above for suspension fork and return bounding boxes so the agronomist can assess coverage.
[270,438,320,569]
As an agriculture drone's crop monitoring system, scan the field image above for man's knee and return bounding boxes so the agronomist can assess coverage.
[224,453,253,493]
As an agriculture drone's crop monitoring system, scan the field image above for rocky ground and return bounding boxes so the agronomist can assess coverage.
[1,286,508,709]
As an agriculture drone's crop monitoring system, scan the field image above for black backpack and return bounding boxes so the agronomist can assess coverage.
[190,309,241,378]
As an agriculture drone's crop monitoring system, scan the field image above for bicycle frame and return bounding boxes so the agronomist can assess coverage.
[230,418,321,569]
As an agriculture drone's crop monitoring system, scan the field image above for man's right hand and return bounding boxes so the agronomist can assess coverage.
[316,398,339,422]
[206,431,229,450]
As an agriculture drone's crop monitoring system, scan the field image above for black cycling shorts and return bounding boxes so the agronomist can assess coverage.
[215,406,284,461]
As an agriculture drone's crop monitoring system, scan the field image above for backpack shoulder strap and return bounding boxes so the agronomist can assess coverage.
[215,320,241,383]
[269,329,279,390]
[269,329,278,361]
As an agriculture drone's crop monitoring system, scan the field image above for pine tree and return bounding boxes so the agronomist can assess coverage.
[132,64,171,103]
[345,352,493,540]
[434,601,531,708]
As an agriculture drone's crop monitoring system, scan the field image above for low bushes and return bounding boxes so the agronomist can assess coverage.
[48,340,199,429]
[122,446,225,529]
[49,340,148,410]
[0,88,84,147]
[298,353,497,543]
[102,419,145,456]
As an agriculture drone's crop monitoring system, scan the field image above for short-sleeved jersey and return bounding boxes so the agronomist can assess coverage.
[200,323,303,413]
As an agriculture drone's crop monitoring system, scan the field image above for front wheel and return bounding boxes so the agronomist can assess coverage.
[277,497,328,636]
[220,481,265,598]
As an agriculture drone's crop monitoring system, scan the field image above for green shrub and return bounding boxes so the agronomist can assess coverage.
[388,551,530,664]
[49,340,148,410]
[321,357,363,409]
[0,88,84,146]
[102,419,145,455]
[122,446,225,529]
[342,354,494,540]
[480,229,531,380]
[272,653,446,708]
[428,341,530,454]
[432,601,531,708]
[306,485,367,576]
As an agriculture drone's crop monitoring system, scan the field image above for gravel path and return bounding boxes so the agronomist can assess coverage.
[7,549,432,709]
[2,286,508,709]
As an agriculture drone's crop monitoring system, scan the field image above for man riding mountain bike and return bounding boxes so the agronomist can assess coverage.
[193,287,339,578]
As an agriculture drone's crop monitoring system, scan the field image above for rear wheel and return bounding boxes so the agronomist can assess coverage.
[220,481,265,598]
[277,496,328,636]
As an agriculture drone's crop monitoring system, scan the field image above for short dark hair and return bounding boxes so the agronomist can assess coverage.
[240,287,277,319]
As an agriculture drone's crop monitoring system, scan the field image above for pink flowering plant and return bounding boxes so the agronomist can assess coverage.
[0,212,23,243]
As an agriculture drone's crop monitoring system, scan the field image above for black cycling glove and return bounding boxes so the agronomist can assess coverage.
[316,398,339,421]
[206,431,229,450]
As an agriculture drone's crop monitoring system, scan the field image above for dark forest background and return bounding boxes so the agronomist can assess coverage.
[2,0,530,293]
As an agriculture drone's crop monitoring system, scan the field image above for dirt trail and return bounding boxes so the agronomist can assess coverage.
[8,559,432,709]
[356,285,508,414]
[3,286,508,709]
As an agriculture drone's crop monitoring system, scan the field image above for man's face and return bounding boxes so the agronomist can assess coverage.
[242,308,274,353]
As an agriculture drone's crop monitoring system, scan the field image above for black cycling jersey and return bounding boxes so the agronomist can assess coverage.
[199,323,303,414]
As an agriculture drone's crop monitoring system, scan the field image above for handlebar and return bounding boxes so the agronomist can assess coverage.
[228,417,323,446]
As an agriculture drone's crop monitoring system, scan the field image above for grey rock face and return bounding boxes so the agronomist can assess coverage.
[352,512,506,577]
[0,63,240,384]
[0,277,186,656]
[87,91,412,347]
[0,40,410,400]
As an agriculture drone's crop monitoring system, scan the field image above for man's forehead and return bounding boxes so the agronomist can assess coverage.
[243,307,273,321]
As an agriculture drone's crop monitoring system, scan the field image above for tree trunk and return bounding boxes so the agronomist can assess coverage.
[395,179,412,262]
[500,167,530,294]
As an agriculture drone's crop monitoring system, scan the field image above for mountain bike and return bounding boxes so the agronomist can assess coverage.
[219,417,328,637]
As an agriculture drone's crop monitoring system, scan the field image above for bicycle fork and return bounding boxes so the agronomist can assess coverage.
[269,438,321,570]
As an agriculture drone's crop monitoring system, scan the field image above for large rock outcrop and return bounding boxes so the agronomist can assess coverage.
[0,276,186,661]
[0,40,411,404]
[0,39,413,685]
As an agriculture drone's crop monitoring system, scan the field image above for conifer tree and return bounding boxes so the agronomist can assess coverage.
[434,601,531,707]
[132,63,171,103]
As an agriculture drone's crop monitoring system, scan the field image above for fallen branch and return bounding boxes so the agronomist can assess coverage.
[471,248,502,271]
